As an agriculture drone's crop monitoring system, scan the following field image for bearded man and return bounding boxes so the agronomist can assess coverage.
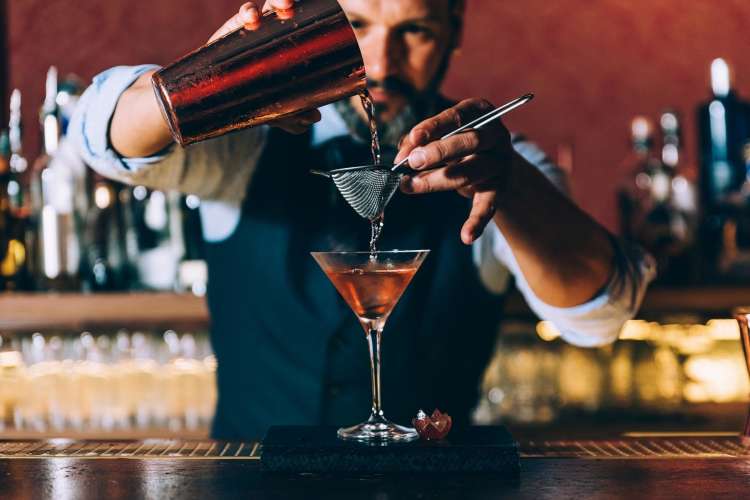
[70,0,654,439]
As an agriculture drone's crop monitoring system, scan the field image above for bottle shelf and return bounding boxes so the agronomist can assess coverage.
[0,292,209,332]
[0,286,748,333]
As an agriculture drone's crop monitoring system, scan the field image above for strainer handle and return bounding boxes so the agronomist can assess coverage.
[391,93,534,174]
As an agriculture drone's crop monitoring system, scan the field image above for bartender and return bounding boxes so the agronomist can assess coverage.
[70,0,654,439]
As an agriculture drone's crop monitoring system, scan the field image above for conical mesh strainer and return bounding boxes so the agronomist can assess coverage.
[312,93,534,221]
[311,165,403,220]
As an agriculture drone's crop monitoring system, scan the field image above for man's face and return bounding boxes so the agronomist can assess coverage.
[339,0,462,121]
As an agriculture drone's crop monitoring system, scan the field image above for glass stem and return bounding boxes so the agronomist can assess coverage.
[366,328,384,418]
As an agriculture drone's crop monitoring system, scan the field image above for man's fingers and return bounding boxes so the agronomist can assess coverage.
[265,0,295,19]
[395,98,494,165]
[394,128,429,165]
[264,0,296,11]
[411,99,494,144]
[209,1,297,43]
[239,2,261,24]
[405,127,503,171]
[461,191,497,244]
[401,156,499,194]
[209,3,260,42]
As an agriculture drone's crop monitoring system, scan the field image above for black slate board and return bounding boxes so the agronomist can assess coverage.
[260,426,520,475]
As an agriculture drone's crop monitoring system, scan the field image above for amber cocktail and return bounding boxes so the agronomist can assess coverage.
[312,250,429,443]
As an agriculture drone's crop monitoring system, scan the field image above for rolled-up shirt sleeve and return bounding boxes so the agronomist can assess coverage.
[68,64,266,204]
[477,136,656,347]
[491,228,656,347]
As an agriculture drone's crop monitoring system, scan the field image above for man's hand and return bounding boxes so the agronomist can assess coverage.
[395,99,515,245]
[396,98,616,308]
[208,1,321,135]
[208,1,295,42]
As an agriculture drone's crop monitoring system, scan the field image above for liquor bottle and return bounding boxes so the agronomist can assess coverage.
[80,174,129,291]
[618,115,693,282]
[7,90,28,213]
[177,194,207,295]
[0,130,13,288]
[662,110,699,242]
[55,74,85,136]
[698,58,750,210]
[31,67,81,290]
[698,58,750,281]
[658,110,700,283]
[1,90,32,290]
[712,133,750,278]
[117,186,142,289]
[126,187,183,290]
[618,117,665,243]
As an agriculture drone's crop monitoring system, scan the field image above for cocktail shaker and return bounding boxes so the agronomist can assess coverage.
[152,0,366,146]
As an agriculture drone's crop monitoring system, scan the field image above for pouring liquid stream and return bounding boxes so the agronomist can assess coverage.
[360,90,386,255]
[360,90,382,165]
[369,214,384,255]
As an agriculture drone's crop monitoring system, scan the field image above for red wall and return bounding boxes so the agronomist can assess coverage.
[8,0,750,230]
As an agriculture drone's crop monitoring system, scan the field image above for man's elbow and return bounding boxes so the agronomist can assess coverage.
[558,317,627,348]
[556,285,647,349]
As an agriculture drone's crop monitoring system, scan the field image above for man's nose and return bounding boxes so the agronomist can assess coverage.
[363,34,400,82]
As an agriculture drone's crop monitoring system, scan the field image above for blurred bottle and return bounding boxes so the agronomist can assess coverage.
[121,188,209,293]
[619,116,658,241]
[80,175,130,290]
[181,195,205,263]
[0,130,12,283]
[178,194,207,296]
[126,187,184,290]
[618,113,699,283]
[658,110,700,283]
[698,58,750,281]
[698,58,750,210]
[1,90,33,290]
[618,118,673,257]
[31,67,82,291]
[55,73,85,135]
[715,144,750,277]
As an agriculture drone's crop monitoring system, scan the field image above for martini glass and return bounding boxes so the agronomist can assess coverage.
[312,250,430,443]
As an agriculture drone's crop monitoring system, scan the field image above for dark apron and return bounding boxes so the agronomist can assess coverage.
[205,125,504,440]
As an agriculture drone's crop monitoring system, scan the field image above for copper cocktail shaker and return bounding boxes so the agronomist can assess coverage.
[152,0,365,146]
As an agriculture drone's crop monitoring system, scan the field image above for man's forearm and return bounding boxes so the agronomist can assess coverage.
[109,71,174,158]
[493,153,615,308]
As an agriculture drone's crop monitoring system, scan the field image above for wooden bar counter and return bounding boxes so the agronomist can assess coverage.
[0,405,745,498]
[0,435,748,499]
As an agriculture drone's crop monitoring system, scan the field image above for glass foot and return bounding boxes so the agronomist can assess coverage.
[337,416,419,444]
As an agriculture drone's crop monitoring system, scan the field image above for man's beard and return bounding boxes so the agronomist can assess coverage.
[333,79,440,161]
[333,52,453,161]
